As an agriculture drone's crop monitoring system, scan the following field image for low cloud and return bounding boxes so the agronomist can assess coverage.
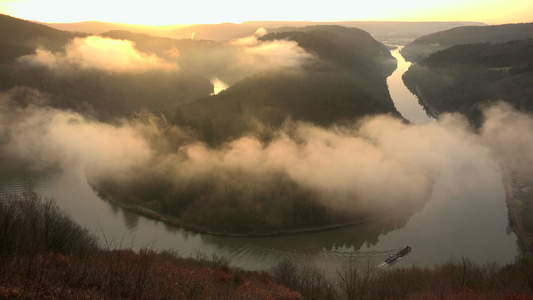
[0,88,152,172]
[479,101,533,175]
[18,36,176,73]
[234,28,314,72]
[4,90,530,220]
[243,39,313,70]
[230,27,268,46]
[210,77,229,95]
[180,28,315,86]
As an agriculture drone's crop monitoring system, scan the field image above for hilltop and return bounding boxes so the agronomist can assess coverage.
[174,26,399,142]
[401,22,533,62]
[0,14,80,49]
[45,18,483,41]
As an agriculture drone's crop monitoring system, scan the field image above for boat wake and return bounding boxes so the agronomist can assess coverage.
[384,246,412,264]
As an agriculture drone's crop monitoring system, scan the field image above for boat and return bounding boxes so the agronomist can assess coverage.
[385,246,412,264]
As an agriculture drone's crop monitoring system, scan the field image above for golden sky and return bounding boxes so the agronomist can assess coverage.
[0,0,531,25]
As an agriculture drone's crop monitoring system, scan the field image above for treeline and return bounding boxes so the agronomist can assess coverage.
[1,190,532,299]
[402,39,533,126]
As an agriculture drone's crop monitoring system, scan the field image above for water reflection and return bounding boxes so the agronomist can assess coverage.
[0,161,422,273]
[202,215,412,255]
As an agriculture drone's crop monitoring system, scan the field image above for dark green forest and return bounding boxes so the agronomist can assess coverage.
[402,39,533,126]
[175,26,399,143]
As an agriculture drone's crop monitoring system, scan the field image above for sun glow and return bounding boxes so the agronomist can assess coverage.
[1,0,531,25]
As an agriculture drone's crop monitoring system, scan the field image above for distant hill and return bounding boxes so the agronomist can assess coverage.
[1,15,400,132]
[0,15,213,119]
[402,38,533,126]
[401,22,533,62]
[42,20,191,38]
[44,18,483,41]
[259,21,484,41]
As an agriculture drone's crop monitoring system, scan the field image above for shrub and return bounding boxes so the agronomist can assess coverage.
[0,188,98,259]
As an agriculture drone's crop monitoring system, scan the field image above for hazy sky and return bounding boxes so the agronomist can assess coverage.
[0,0,531,25]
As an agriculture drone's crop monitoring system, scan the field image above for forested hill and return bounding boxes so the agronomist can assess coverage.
[0,14,399,133]
[0,14,83,63]
[0,14,213,119]
[92,26,404,234]
[260,25,395,76]
[1,16,405,233]
[176,26,400,142]
[401,22,533,62]
[403,38,533,126]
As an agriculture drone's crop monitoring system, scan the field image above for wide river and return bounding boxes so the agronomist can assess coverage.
[0,49,519,276]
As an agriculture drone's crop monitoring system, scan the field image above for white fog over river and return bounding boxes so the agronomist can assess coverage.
[0,48,519,276]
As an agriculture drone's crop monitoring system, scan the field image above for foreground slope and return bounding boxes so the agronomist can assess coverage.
[2,191,532,299]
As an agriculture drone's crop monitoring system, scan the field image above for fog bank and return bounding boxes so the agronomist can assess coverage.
[18,36,177,73]
[2,89,530,223]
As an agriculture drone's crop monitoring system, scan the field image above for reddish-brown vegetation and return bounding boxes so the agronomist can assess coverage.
[0,250,302,299]
[270,257,533,300]
[2,190,533,299]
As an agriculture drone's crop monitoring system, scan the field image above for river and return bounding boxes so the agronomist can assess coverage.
[387,47,434,126]
[0,49,519,276]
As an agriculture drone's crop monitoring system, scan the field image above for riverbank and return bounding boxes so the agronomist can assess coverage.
[96,188,381,238]
[501,165,533,257]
